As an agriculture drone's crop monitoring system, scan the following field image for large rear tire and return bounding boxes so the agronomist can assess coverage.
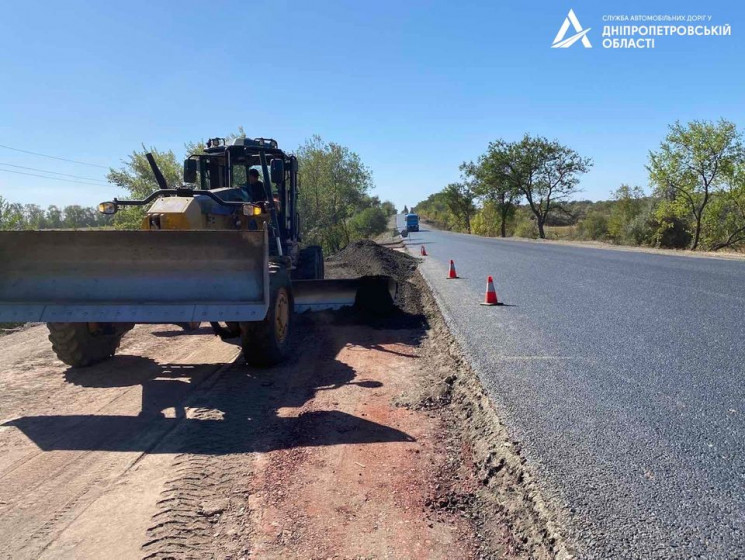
[47,322,131,368]
[240,272,293,367]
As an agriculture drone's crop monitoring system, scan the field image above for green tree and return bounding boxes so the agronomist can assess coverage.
[607,185,645,243]
[513,208,539,239]
[62,205,89,229]
[700,164,745,250]
[296,135,374,253]
[348,206,388,238]
[0,196,11,229]
[483,135,592,239]
[462,157,519,238]
[0,198,24,230]
[0,196,9,229]
[441,182,476,233]
[23,204,46,229]
[471,199,507,237]
[576,211,609,241]
[106,147,183,229]
[648,119,744,250]
[414,191,458,230]
[380,200,397,216]
[45,205,63,228]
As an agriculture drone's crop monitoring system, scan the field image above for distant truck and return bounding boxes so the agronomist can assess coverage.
[405,213,420,232]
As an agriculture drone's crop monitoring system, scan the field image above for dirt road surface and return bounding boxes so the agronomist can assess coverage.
[0,241,564,559]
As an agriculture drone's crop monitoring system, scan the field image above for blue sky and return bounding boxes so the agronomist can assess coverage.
[1,1,743,210]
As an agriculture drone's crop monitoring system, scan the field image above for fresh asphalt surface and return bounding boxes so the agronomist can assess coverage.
[398,218,744,559]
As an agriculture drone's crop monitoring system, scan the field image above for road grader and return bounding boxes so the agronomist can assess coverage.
[0,137,395,367]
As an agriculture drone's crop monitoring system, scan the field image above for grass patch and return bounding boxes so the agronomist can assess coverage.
[543,225,577,240]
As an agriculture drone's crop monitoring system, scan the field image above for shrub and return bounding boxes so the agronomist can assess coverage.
[513,216,539,239]
[471,201,502,237]
[348,206,388,239]
[622,200,658,246]
[656,216,692,248]
[575,211,609,240]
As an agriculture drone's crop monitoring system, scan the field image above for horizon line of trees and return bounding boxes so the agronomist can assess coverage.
[0,198,113,230]
[414,119,745,252]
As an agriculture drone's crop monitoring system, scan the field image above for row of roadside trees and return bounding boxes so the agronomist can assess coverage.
[0,198,112,230]
[416,134,592,239]
[415,119,745,252]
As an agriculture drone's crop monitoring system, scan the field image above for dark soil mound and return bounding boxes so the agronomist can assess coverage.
[328,239,418,282]
[322,240,424,326]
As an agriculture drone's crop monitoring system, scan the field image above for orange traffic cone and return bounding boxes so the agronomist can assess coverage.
[480,276,503,306]
[446,260,459,279]
[420,245,428,256]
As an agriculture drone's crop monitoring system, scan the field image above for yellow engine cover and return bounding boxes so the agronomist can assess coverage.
[143,197,205,230]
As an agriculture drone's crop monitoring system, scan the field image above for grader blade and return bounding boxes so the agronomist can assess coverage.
[0,230,270,323]
[294,276,397,314]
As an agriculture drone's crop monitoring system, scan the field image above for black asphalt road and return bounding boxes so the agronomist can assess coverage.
[399,218,744,559]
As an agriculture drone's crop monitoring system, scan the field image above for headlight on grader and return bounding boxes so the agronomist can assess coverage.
[242,204,263,216]
[98,201,118,215]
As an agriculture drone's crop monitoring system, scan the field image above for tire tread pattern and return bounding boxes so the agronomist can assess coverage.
[47,323,124,367]
[240,269,293,367]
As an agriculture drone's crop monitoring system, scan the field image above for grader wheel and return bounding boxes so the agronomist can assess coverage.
[47,322,131,368]
[240,273,293,367]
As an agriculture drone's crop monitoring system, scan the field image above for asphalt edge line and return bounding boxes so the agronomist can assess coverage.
[409,247,576,559]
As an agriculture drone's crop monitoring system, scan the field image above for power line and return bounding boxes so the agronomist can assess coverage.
[0,143,110,169]
[0,168,117,187]
[0,162,108,183]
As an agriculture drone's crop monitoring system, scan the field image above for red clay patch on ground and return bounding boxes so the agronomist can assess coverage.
[224,330,479,559]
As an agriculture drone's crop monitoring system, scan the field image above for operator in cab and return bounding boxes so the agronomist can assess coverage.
[244,168,265,202]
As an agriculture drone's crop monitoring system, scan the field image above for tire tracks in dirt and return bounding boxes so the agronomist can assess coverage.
[0,325,240,559]
[140,325,330,559]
